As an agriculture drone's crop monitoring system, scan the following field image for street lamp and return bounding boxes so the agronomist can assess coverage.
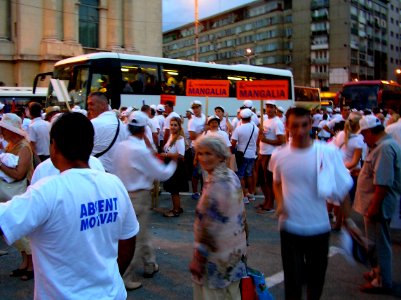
[244,48,256,65]
[396,68,401,84]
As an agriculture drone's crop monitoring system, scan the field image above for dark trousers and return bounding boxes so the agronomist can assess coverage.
[280,230,330,300]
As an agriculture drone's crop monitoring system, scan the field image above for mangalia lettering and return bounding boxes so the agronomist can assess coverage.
[239,89,286,99]
[187,87,228,97]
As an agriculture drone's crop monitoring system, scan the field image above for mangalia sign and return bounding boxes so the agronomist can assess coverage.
[186,80,230,97]
[237,80,289,100]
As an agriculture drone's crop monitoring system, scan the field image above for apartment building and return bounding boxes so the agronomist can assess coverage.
[163,0,401,91]
[0,0,162,87]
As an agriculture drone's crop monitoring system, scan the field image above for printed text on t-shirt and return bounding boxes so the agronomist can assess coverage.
[80,198,118,231]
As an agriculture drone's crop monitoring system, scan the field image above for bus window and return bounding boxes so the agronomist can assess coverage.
[161,64,192,95]
[120,61,159,95]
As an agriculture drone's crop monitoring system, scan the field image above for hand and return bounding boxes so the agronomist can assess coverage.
[365,203,381,220]
[189,250,206,281]
[169,152,180,161]
[224,112,229,118]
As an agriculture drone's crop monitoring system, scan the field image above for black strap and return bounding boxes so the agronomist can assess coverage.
[94,115,120,158]
[243,125,255,154]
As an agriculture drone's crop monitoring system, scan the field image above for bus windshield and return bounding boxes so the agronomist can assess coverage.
[294,86,321,110]
[0,86,48,112]
[340,84,379,110]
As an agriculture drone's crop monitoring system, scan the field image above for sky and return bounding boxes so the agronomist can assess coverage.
[163,0,257,32]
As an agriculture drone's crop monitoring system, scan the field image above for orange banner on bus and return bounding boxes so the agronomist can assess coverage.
[236,80,289,100]
[186,80,230,97]
[160,94,176,106]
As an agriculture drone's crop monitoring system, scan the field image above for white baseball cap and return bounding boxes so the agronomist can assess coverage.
[156,104,165,112]
[186,108,194,115]
[207,115,220,124]
[243,100,253,108]
[334,107,341,113]
[191,100,202,108]
[128,111,148,127]
[277,106,285,113]
[265,100,277,106]
[150,104,157,110]
[358,115,382,133]
[240,108,253,119]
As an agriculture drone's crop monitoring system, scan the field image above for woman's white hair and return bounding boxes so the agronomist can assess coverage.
[194,135,230,160]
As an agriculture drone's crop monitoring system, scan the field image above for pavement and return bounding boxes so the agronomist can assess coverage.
[1,192,401,300]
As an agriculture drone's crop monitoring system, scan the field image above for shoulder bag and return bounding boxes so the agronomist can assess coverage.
[94,115,120,158]
[235,125,255,168]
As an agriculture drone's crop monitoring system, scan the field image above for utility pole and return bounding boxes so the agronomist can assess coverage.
[195,0,199,61]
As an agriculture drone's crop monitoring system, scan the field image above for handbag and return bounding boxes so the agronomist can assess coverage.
[0,178,28,202]
[235,125,255,168]
[94,115,120,158]
[241,266,274,300]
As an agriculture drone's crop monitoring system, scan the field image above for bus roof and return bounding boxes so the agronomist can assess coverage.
[55,52,293,78]
[343,80,401,87]
[0,86,48,97]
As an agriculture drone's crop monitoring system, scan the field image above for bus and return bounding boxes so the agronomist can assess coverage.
[294,86,321,110]
[320,91,336,110]
[337,80,401,111]
[0,86,48,112]
[33,52,294,116]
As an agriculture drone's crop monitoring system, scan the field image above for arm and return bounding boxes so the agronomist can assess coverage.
[273,181,285,217]
[345,148,362,170]
[259,132,286,146]
[0,146,31,181]
[366,185,389,219]
[117,236,136,275]
[230,139,237,153]
[163,128,170,145]
[30,141,38,155]
[189,131,199,141]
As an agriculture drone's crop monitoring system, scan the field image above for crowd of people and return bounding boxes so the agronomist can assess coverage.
[0,93,400,299]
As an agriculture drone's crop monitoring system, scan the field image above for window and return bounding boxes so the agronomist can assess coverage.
[121,61,159,95]
[79,0,99,48]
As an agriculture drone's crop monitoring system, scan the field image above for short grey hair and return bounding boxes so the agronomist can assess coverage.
[194,135,230,160]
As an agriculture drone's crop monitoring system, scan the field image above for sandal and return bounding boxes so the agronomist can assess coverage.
[163,210,180,217]
[20,270,34,281]
[9,268,27,277]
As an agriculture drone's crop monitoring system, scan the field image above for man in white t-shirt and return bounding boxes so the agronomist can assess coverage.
[87,92,129,172]
[231,108,259,203]
[112,111,177,290]
[28,102,50,162]
[188,100,206,200]
[385,113,401,147]
[0,112,139,300]
[155,104,166,151]
[311,109,323,137]
[323,106,350,136]
[269,107,352,300]
[255,100,285,211]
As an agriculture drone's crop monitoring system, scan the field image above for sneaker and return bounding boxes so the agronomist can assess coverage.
[243,197,250,204]
[144,263,159,278]
[192,193,200,200]
[246,194,255,201]
[256,207,275,214]
[0,250,8,256]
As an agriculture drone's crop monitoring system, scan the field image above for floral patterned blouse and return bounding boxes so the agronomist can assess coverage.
[192,164,247,289]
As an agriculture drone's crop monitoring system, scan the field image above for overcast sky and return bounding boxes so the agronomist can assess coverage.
[163,0,257,31]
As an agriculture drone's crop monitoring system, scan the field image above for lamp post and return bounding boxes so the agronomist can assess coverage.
[194,0,199,62]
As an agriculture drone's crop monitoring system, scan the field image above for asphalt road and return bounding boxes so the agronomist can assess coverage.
[1,193,400,300]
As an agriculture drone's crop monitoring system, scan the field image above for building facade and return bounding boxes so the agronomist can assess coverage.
[0,0,162,87]
[163,0,401,91]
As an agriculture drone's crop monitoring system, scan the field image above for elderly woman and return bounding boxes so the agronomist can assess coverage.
[0,113,34,280]
[190,135,247,300]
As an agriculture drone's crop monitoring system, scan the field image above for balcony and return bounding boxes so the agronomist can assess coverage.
[311,57,329,64]
[311,72,329,79]
[311,43,329,50]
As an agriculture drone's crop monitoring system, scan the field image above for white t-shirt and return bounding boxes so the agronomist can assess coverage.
[386,119,401,147]
[156,114,165,142]
[231,117,240,131]
[259,116,285,155]
[112,136,177,191]
[188,113,206,147]
[312,113,323,127]
[31,156,105,185]
[231,123,259,159]
[332,131,365,169]
[204,130,231,147]
[251,113,260,126]
[218,117,231,133]
[317,120,331,138]
[91,111,129,172]
[28,117,50,156]
[164,136,185,156]
[0,168,138,300]
[148,117,160,134]
[269,144,331,235]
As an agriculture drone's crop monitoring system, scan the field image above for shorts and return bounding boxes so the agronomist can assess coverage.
[236,157,255,179]
[255,155,273,186]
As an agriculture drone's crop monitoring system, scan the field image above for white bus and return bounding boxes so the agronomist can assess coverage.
[34,52,294,116]
[0,86,48,112]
